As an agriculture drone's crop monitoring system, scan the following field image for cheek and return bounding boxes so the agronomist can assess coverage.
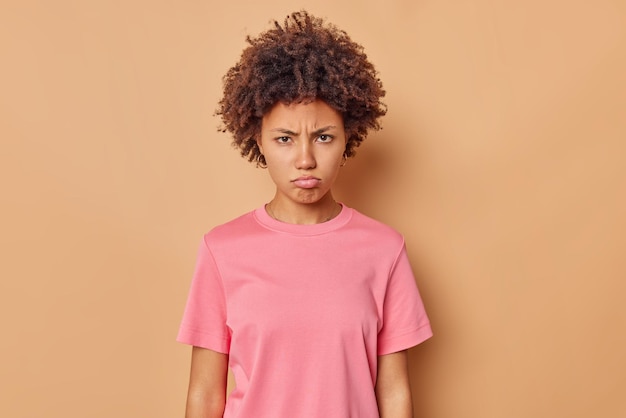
[263,150,287,166]
[264,154,291,178]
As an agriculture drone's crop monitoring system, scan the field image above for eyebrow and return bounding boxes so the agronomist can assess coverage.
[269,125,337,136]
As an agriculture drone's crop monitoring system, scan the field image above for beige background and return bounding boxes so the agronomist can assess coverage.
[1,0,625,417]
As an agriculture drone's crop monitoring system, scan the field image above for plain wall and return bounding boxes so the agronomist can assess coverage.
[1,0,625,417]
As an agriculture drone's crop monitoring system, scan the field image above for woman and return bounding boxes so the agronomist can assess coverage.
[178,11,432,418]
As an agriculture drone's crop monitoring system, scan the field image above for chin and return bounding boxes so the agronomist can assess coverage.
[293,191,325,205]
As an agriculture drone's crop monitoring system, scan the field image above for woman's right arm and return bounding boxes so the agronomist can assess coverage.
[185,346,229,418]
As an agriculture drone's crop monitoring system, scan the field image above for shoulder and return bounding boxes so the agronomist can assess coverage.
[203,209,258,243]
[345,207,405,247]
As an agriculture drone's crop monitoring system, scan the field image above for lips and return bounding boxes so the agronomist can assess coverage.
[292,176,321,189]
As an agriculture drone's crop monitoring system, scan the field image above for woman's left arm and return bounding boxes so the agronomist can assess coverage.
[375,350,413,418]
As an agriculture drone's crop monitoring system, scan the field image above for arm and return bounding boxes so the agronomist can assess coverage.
[375,350,413,418]
[185,346,229,418]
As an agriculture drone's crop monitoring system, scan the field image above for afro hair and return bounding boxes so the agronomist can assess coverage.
[216,10,386,166]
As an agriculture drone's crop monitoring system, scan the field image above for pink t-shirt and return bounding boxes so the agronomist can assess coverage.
[178,205,432,417]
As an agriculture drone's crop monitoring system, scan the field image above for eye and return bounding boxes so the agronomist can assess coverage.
[275,136,291,144]
[316,134,334,143]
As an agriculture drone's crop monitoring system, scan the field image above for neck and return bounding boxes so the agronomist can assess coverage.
[266,195,340,225]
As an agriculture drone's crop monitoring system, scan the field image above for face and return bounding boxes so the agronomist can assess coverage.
[258,100,346,208]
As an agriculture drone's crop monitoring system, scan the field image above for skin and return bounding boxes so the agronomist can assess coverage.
[184,99,414,417]
[376,350,414,417]
[185,347,228,418]
[257,100,346,224]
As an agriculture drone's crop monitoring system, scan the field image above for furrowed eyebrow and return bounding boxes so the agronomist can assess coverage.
[270,128,298,135]
[312,126,337,136]
[269,126,337,136]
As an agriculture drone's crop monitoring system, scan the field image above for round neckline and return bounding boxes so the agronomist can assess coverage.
[254,203,352,236]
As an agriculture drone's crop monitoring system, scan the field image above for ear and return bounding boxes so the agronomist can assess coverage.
[256,137,263,154]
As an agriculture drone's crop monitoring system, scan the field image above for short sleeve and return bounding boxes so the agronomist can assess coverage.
[377,242,432,355]
[176,236,231,353]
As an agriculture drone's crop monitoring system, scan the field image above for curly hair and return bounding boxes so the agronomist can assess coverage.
[216,10,386,166]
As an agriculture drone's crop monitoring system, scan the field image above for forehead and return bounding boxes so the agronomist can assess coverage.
[262,100,344,129]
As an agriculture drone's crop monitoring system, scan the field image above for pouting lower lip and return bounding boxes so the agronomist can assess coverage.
[293,177,321,188]
[292,176,320,181]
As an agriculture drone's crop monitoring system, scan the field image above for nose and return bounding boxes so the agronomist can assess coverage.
[295,141,316,170]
